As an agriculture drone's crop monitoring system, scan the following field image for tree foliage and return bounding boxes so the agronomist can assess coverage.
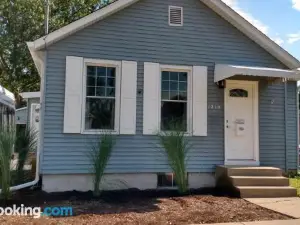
[0,0,115,101]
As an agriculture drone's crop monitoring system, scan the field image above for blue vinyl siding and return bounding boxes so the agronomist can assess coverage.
[41,0,298,174]
[286,81,298,170]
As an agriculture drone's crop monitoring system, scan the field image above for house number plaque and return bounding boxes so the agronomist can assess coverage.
[208,104,221,110]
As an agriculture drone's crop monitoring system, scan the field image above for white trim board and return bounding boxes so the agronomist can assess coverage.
[27,0,300,73]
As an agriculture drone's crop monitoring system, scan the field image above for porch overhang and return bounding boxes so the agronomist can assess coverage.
[214,64,300,83]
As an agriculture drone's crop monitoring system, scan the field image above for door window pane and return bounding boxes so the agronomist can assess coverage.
[230,89,248,97]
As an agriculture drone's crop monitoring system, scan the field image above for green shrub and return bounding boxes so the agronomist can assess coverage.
[89,133,115,197]
[158,122,190,194]
[15,128,37,184]
[0,127,15,200]
[290,177,300,196]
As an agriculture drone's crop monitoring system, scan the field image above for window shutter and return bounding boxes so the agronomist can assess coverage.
[143,62,160,135]
[63,56,83,133]
[120,61,137,135]
[192,66,208,136]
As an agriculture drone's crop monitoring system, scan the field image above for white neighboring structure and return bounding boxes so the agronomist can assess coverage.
[0,85,15,129]
[0,85,15,109]
[19,92,40,131]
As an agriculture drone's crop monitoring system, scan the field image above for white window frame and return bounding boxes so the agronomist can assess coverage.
[81,58,121,135]
[159,64,193,135]
[169,6,183,27]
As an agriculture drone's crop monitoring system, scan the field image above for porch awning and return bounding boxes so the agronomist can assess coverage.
[214,64,300,82]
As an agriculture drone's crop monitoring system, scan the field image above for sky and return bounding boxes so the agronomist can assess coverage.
[221,0,300,62]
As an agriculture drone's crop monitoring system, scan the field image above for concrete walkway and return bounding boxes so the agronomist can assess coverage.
[245,198,300,219]
[201,219,300,225]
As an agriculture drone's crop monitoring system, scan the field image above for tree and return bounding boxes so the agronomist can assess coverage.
[0,0,115,106]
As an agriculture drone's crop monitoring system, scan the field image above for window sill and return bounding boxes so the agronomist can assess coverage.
[158,131,192,136]
[81,130,119,135]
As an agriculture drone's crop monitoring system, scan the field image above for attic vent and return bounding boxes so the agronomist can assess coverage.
[169,6,183,26]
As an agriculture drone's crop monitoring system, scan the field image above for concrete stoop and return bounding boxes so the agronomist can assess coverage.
[216,166,297,198]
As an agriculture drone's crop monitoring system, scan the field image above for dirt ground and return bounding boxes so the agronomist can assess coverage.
[0,189,292,225]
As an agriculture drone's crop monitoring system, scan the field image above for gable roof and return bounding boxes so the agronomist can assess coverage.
[28,0,300,70]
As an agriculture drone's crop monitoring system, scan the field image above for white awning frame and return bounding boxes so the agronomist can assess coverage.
[214,64,300,83]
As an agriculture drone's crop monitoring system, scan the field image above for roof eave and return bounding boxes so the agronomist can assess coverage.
[27,42,45,77]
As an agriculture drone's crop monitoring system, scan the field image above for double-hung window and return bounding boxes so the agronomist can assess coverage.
[143,62,207,136]
[160,66,192,133]
[83,60,121,133]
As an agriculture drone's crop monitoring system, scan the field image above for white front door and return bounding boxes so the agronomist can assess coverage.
[224,80,259,166]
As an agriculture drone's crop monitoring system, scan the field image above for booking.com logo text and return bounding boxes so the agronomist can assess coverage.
[0,205,73,218]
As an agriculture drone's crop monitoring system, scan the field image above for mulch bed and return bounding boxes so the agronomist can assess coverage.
[0,188,292,225]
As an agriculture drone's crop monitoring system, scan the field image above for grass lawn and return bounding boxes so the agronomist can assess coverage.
[0,190,291,225]
[290,178,300,196]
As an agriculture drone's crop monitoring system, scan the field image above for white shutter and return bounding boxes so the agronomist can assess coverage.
[63,56,83,133]
[192,66,208,136]
[120,61,137,135]
[143,62,160,135]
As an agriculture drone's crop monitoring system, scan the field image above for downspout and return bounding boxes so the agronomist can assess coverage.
[7,145,40,191]
[284,80,288,172]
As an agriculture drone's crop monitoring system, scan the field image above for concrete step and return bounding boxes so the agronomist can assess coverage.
[237,186,297,198]
[227,167,282,177]
[230,176,289,186]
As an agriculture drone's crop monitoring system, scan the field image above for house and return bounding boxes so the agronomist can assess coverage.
[27,0,300,193]
[17,92,41,132]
